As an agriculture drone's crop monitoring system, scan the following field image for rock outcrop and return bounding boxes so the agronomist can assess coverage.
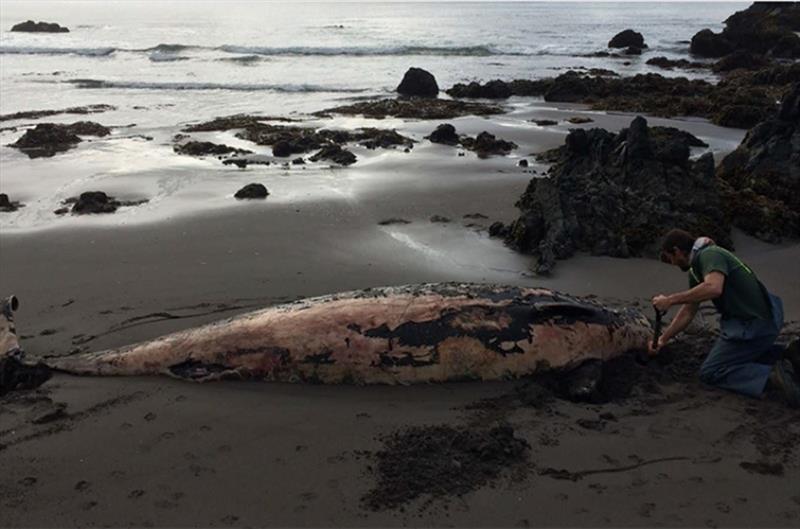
[425,124,460,145]
[9,121,110,158]
[424,125,516,157]
[59,191,148,215]
[173,141,252,157]
[608,29,646,49]
[0,194,22,212]
[234,184,269,199]
[690,2,800,59]
[500,117,729,274]
[396,67,439,97]
[11,20,69,32]
[717,82,800,240]
[315,98,503,119]
[309,145,357,166]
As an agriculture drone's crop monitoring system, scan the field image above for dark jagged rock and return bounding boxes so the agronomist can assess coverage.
[0,193,22,212]
[234,183,269,199]
[460,131,517,158]
[690,29,734,58]
[445,80,512,99]
[9,121,109,158]
[309,145,357,166]
[717,83,800,240]
[531,119,558,126]
[566,116,593,124]
[623,46,643,56]
[489,221,508,238]
[64,191,147,215]
[505,116,730,274]
[11,20,69,33]
[425,123,459,145]
[646,57,707,70]
[0,104,115,122]
[518,159,529,168]
[223,158,250,169]
[355,128,414,150]
[430,215,450,223]
[691,2,800,59]
[291,157,306,165]
[173,141,252,157]
[314,98,503,119]
[396,67,439,97]
[608,29,646,49]
[712,51,770,72]
[182,114,296,132]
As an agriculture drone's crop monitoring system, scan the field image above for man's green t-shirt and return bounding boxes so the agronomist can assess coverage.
[688,246,771,321]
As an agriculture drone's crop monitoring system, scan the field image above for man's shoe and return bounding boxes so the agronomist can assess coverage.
[783,339,800,375]
[769,359,800,409]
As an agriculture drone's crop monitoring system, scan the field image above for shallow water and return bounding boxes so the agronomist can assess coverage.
[0,2,747,232]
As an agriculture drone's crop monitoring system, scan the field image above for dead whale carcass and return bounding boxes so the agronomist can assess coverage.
[23,283,652,385]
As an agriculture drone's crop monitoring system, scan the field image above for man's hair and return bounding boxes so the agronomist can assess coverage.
[661,228,694,256]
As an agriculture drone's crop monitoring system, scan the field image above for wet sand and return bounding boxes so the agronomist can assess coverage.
[1,105,800,527]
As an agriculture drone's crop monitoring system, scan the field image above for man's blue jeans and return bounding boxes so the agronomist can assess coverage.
[699,292,784,397]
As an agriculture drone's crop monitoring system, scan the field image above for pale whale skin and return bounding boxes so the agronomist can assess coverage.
[42,283,652,384]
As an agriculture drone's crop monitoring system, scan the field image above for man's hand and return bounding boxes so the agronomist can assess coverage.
[648,335,667,356]
[651,294,672,312]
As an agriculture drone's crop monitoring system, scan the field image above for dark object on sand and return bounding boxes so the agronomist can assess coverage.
[378,218,411,226]
[309,144,357,166]
[0,296,51,396]
[11,20,69,33]
[0,194,22,213]
[10,122,110,158]
[567,116,593,124]
[396,67,439,97]
[460,131,517,158]
[291,157,305,165]
[425,123,459,145]
[488,221,508,238]
[362,423,529,510]
[429,215,450,223]
[518,159,528,167]
[71,191,118,214]
[174,141,251,157]
[716,82,800,240]
[234,183,269,199]
[608,29,646,49]
[740,461,784,476]
[0,356,52,396]
[690,3,800,59]
[531,119,558,126]
[63,191,148,215]
[222,158,249,169]
[505,116,729,274]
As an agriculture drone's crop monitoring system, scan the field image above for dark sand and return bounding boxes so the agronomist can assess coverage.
[2,108,800,527]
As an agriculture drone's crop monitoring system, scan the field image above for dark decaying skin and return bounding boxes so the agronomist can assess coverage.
[34,283,652,385]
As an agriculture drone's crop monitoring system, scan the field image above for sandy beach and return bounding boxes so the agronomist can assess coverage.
[2,103,800,526]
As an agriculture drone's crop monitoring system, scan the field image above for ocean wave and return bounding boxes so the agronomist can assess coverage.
[65,78,367,92]
[0,46,116,57]
[149,53,191,62]
[217,44,505,56]
[143,43,198,53]
[215,54,265,64]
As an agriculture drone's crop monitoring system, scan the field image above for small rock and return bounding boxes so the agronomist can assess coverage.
[608,29,646,49]
[396,67,439,97]
[234,183,269,199]
[11,20,69,33]
[425,123,459,145]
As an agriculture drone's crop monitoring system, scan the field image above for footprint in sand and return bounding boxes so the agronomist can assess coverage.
[81,501,98,511]
[199,425,212,432]
[128,489,146,499]
[120,422,133,430]
[716,502,731,514]
[217,444,232,453]
[74,480,90,491]
[160,431,175,440]
[154,500,178,509]
[18,477,37,486]
[221,515,239,524]
[144,412,157,421]
[299,492,317,502]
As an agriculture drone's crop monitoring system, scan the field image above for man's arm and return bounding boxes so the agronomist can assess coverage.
[649,302,699,354]
[653,271,725,312]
